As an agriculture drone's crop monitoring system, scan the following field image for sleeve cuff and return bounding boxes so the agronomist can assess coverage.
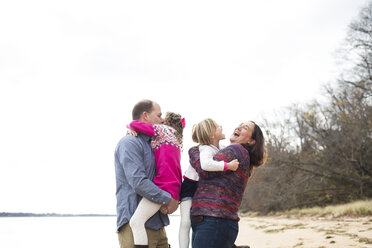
[223,162,228,171]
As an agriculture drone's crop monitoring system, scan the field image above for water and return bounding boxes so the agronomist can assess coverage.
[0,215,181,248]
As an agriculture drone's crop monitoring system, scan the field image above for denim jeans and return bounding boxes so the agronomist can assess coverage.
[191,216,239,248]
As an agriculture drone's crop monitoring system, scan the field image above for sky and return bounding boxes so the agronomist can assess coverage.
[0,0,369,214]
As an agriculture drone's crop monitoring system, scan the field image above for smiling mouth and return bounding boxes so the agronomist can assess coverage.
[233,131,240,137]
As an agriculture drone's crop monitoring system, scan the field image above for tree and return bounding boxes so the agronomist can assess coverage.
[241,1,372,213]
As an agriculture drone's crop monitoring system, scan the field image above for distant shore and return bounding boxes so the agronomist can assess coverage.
[0,212,115,217]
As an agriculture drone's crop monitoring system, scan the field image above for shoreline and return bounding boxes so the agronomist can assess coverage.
[0,212,115,217]
[235,215,372,248]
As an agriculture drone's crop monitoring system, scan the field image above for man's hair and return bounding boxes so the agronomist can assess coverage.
[132,100,154,120]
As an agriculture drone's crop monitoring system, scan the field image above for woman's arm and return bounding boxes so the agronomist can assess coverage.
[129,120,156,136]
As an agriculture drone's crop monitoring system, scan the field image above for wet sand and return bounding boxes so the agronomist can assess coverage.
[235,215,372,248]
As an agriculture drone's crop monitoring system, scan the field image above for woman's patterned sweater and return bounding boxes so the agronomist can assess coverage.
[189,143,251,221]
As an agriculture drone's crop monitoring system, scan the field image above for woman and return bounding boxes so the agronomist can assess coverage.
[189,121,267,248]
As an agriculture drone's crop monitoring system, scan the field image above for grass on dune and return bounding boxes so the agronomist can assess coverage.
[243,199,372,217]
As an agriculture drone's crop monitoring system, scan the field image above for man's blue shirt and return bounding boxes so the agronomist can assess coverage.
[114,133,171,231]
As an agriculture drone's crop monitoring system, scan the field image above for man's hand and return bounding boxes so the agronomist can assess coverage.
[160,205,167,215]
[165,198,179,214]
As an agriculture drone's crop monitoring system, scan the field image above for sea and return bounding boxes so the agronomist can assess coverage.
[0,215,182,248]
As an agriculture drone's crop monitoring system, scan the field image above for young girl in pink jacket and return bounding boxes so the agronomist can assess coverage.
[128,112,185,247]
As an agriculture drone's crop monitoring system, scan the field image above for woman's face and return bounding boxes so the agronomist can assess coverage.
[230,121,255,145]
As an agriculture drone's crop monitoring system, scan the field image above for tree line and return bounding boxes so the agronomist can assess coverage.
[241,1,372,213]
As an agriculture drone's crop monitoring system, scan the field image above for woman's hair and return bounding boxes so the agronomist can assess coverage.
[192,118,218,146]
[242,121,267,171]
[164,112,184,149]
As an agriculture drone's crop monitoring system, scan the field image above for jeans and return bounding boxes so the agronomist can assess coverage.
[191,216,238,248]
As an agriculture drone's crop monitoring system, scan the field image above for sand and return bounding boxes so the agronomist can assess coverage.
[235,215,372,248]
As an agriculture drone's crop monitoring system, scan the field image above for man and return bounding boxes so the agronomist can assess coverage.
[115,99,179,248]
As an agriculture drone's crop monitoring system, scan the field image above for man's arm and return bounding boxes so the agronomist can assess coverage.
[119,137,171,205]
[161,198,178,214]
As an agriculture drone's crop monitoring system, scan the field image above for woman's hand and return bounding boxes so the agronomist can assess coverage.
[227,159,239,171]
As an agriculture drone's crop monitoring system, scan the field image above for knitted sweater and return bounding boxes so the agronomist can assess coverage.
[189,143,251,221]
[129,120,182,200]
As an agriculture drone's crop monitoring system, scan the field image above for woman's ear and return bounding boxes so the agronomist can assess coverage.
[248,139,256,146]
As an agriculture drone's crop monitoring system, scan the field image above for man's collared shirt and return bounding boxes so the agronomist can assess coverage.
[115,133,171,232]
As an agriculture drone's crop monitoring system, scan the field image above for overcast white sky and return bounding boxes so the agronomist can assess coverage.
[0,0,369,214]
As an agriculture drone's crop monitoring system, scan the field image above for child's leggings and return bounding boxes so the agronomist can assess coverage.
[179,199,192,248]
[129,197,162,245]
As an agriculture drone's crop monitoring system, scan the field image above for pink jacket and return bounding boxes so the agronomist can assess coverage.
[129,120,182,200]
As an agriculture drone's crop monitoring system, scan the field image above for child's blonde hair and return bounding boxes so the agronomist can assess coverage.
[192,118,218,145]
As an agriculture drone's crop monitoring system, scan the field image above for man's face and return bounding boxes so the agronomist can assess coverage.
[145,103,163,124]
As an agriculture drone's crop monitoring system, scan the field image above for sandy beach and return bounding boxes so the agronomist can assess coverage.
[235,215,372,248]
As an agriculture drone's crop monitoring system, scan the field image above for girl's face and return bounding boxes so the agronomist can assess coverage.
[214,125,226,141]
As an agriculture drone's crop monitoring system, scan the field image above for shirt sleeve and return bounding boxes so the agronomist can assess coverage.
[119,137,171,204]
[129,120,156,136]
[189,146,227,179]
[199,145,225,171]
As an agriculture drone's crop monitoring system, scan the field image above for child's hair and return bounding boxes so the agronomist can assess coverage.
[164,112,184,149]
[192,118,218,146]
